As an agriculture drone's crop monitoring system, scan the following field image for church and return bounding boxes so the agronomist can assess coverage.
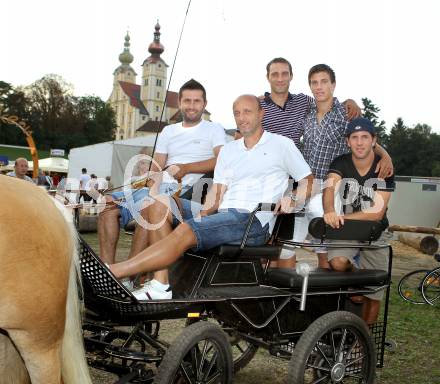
[108,23,210,140]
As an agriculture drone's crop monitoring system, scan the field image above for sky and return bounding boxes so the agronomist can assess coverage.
[2,0,440,133]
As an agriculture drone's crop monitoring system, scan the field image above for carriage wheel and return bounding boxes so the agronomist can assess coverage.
[397,269,431,304]
[185,318,258,372]
[287,311,376,384]
[421,267,440,305]
[154,321,233,384]
[224,328,258,372]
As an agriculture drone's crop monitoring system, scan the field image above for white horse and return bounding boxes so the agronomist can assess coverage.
[0,176,92,384]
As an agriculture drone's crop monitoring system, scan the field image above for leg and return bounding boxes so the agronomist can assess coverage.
[306,192,329,269]
[8,329,62,384]
[128,224,150,258]
[329,256,354,272]
[317,252,330,269]
[98,196,121,264]
[110,222,197,279]
[277,255,296,269]
[126,187,156,259]
[362,297,381,325]
[144,196,177,284]
[358,242,390,324]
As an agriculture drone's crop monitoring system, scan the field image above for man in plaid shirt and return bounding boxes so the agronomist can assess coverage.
[293,64,393,269]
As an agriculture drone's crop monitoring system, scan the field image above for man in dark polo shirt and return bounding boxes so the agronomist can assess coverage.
[260,57,361,148]
[323,117,395,325]
[234,58,361,145]
[255,57,361,268]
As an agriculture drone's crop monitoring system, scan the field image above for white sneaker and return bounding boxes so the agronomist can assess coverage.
[132,280,172,300]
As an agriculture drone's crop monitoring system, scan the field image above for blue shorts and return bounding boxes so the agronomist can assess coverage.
[112,183,186,227]
[170,198,270,252]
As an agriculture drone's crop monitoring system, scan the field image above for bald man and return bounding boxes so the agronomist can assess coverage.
[7,158,34,183]
[108,95,313,300]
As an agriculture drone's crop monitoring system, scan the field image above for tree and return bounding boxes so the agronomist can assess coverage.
[1,75,116,151]
[76,95,116,144]
[0,81,32,146]
[432,161,440,177]
[25,74,76,149]
[361,98,388,146]
[410,124,438,176]
[387,118,411,175]
[387,118,440,176]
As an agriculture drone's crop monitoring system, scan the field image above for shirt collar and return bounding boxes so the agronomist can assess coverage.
[310,97,342,113]
[264,92,294,107]
[239,130,270,151]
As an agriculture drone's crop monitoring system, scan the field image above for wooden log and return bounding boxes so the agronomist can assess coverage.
[398,234,439,255]
[77,210,98,233]
[389,224,440,235]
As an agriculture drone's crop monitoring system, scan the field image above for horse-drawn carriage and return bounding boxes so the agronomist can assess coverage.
[80,204,392,384]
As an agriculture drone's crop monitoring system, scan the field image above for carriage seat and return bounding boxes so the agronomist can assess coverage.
[266,217,390,290]
[266,268,389,289]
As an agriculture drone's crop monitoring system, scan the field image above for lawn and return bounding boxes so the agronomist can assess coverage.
[376,285,440,383]
[0,145,66,161]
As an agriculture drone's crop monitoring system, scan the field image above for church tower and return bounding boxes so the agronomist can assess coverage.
[114,32,137,85]
[109,33,146,139]
[141,22,168,122]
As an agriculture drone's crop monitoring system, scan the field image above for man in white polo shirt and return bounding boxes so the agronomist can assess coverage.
[108,94,313,300]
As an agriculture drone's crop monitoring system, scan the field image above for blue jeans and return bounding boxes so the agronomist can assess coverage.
[112,183,187,227]
[170,198,270,251]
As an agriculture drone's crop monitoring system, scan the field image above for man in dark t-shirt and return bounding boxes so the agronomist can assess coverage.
[323,117,395,325]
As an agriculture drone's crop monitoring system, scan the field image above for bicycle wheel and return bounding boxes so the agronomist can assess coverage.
[421,267,440,305]
[397,269,431,304]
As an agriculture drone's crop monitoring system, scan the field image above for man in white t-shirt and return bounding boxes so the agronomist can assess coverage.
[98,79,226,271]
[108,94,313,300]
[79,168,92,202]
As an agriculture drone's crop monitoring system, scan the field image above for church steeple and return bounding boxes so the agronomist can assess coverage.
[113,32,137,84]
[119,32,134,65]
[148,21,164,57]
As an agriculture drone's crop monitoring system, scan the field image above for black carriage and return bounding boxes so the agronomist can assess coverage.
[80,206,392,383]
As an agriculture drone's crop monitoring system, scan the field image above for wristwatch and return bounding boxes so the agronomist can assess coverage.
[288,192,298,203]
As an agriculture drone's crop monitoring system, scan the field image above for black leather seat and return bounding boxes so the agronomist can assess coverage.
[266,268,389,289]
[308,217,383,242]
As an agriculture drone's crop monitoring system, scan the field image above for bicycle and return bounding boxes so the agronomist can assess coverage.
[398,253,440,305]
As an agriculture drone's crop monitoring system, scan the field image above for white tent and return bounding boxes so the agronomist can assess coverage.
[68,135,157,188]
[28,157,69,173]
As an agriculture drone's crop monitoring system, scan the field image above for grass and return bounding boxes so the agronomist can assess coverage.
[0,145,66,161]
[376,284,440,383]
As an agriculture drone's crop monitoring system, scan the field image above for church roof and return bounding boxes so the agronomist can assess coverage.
[136,120,168,133]
[166,91,179,109]
[119,81,149,115]
[119,81,179,115]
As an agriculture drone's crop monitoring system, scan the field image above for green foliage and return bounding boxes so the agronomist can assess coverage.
[361,97,388,146]
[0,81,30,146]
[387,118,440,176]
[432,161,440,177]
[360,98,439,177]
[0,75,116,152]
